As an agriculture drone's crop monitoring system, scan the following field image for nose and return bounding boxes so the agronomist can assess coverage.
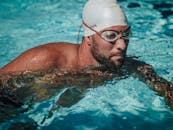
[112,38,128,52]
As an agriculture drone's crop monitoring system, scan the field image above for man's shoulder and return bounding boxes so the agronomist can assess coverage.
[43,42,79,49]
[26,42,78,55]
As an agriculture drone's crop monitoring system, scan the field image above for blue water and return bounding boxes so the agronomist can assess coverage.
[0,0,173,130]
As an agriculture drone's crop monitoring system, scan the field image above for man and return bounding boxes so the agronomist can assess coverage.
[0,0,129,74]
[0,0,173,108]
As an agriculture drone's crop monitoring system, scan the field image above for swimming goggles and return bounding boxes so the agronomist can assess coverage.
[83,20,131,43]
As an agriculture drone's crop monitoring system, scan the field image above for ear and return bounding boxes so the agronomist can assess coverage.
[86,36,93,46]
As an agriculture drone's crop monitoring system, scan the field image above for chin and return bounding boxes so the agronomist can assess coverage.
[114,62,123,69]
[108,59,124,70]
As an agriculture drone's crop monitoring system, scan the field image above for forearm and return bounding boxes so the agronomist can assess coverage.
[137,65,173,109]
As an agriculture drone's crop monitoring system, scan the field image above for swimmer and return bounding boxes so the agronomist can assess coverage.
[0,0,173,108]
[0,0,130,74]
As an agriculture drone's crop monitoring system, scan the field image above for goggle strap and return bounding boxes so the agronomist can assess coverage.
[82,20,99,35]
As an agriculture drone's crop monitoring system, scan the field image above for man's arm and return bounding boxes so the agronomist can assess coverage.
[127,58,173,109]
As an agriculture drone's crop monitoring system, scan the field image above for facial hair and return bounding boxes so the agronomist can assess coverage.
[91,41,125,72]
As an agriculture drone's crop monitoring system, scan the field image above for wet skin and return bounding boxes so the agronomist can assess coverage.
[0,57,173,109]
[0,26,129,74]
[0,25,131,123]
[0,25,173,112]
[0,57,173,126]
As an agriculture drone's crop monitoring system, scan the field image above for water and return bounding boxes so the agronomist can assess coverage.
[0,0,173,130]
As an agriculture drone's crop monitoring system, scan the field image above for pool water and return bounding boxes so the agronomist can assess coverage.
[0,0,173,130]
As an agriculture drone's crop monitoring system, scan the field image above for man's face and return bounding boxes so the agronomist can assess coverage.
[90,26,130,71]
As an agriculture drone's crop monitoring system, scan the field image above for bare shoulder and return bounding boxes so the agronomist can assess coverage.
[38,42,79,56]
[43,42,79,49]
[0,42,78,74]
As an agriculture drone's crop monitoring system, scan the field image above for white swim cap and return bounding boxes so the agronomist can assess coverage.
[82,0,128,36]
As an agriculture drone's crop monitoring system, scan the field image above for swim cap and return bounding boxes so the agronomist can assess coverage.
[82,0,128,36]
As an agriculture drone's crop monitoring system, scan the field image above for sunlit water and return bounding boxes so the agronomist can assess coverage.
[0,0,173,130]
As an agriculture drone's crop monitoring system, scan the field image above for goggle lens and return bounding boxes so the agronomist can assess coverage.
[100,30,131,43]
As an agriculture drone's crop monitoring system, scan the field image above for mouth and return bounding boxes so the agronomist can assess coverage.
[109,53,124,60]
